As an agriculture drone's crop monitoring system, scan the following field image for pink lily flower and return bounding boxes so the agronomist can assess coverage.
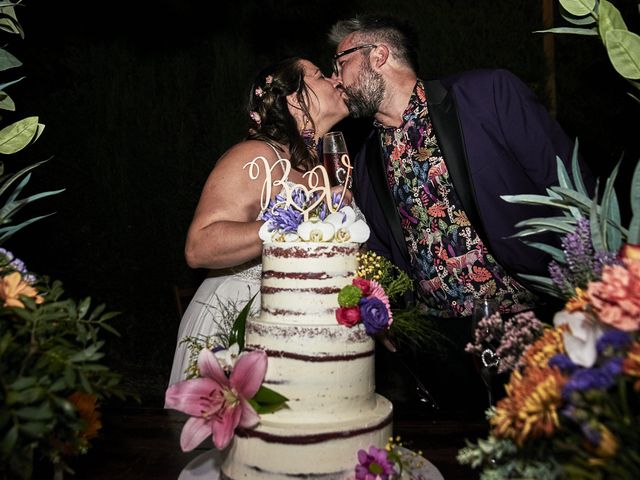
[165,348,267,451]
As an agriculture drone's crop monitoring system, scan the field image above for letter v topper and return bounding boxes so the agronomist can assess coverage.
[243,155,352,220]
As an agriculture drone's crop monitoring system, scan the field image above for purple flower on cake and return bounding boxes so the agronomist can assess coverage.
[360,297,391,335]
[355,445,396,480]
[164,348,266,451]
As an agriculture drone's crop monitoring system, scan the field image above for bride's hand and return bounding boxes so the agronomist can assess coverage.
[330,185,352,205]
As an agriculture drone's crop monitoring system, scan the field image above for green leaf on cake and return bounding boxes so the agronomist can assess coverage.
[250,385,288,415]
[228,292,257,351]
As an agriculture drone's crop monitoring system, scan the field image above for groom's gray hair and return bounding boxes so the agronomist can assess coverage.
[328,14,419,72]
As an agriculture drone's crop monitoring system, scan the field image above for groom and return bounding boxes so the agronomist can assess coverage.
[328,14,593,414]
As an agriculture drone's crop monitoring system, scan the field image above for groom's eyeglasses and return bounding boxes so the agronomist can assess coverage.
[332,44,377,76]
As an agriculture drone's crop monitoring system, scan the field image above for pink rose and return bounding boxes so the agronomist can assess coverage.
[336,306,361,327]
[352,278,371,296]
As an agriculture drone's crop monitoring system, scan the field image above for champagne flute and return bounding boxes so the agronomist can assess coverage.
[471,297,500,408]
[322,131,352,188]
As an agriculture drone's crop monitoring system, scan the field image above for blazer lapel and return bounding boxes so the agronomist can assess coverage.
[424,80,488,244]
[364,134,411,267]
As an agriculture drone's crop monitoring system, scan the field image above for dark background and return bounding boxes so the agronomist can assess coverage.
[3,0,639,406]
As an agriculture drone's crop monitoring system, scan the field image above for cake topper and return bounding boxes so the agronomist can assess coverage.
[243,155,352,220]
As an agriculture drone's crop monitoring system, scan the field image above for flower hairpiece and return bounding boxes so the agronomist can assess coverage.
[249,111,261,125]
[255,75,274,99]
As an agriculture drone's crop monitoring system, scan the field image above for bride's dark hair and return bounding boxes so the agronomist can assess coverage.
[246,57,318,172]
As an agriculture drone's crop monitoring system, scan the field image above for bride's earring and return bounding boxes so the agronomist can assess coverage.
[301,116,317,150]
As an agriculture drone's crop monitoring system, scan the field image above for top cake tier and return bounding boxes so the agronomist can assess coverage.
[260,242,359,326]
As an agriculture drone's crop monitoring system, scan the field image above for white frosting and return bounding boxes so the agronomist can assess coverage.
[221,242,393,479]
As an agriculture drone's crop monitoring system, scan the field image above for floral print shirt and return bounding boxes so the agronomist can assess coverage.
[374,79,536,317]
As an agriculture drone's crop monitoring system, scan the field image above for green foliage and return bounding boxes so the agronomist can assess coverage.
[0,3,128,478]
[501,139,640,297]
[0,272,127,479]
[0,1,62,245]
[537,0,640,103]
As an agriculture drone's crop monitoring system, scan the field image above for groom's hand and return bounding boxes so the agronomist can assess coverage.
[374,331,396,352]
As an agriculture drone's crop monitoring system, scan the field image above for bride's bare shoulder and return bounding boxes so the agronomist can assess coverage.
[219,140,285,166]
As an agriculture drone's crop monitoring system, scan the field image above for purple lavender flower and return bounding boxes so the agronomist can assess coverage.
[593,250,621,277]
[581,422,602,445]
[0,247,36,284]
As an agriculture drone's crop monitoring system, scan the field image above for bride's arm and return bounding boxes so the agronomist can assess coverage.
[184,141,278,269]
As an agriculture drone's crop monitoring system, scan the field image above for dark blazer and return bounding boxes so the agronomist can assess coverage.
[353,69,592,288]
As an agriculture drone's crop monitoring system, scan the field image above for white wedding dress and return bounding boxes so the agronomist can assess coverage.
[167,260,262,389]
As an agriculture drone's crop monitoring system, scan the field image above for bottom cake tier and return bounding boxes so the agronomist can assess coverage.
[220,394,393,479]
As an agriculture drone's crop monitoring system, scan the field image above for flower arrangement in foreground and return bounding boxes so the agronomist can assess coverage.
[165,297,288,451]
[0,247,126,479]
[458,139,640,477]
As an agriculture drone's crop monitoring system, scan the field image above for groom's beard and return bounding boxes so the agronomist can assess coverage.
[343,59,385,119]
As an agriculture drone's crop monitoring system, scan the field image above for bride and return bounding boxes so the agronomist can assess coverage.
[168,57,350,388]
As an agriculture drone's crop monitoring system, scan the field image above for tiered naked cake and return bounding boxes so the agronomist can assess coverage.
[220,241,393,479]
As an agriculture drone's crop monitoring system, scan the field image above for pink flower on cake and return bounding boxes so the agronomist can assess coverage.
[165,348,266,451]
[587,260,640,332]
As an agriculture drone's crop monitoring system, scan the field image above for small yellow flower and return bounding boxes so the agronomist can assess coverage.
[0,272,44,308]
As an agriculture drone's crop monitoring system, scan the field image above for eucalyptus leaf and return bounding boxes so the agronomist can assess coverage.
[0,116,38,154]
[559,0,597,17]
[0,47,21,71]
[560,10,597,25]
[0,91,14,111]
[604,29,640,80]
[598,0,627,44]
